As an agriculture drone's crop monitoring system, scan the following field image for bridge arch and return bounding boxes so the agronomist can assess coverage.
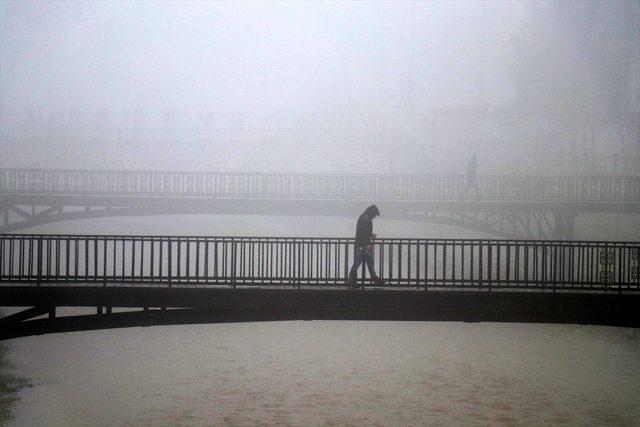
[1,202,519,238]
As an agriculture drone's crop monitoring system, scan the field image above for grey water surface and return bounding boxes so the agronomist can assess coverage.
[5,321,640,426]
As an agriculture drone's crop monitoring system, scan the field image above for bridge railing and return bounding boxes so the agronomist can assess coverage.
[2,168,639,201]
[1,235,638,292]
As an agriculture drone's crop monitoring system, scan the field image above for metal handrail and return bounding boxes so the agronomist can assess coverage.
[2,168,639,201]
[1,235,638,292]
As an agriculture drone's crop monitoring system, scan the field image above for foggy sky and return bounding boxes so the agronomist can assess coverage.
[1,1,528,173]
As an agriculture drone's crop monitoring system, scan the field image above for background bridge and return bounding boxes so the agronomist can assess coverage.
[2,168,640,238]
[2,234,639,339]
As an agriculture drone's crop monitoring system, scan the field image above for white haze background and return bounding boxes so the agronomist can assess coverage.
[0,1,638,239]
[1,0,524,173]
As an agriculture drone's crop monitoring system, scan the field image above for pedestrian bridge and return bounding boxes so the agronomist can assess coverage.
[2,168,640,238]
[2,234,638,339]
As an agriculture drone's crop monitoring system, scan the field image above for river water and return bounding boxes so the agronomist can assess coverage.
[5,321,640,426]
[4,216,640,425]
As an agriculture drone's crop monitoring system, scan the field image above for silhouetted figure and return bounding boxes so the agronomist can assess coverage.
[460,155,479,200]
[347,205,386,288]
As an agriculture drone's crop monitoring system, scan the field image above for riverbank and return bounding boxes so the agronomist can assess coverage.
[0,340,32,424]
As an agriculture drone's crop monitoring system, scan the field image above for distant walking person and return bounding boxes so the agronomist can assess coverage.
[347,204,386,288]
[460,155,479,200]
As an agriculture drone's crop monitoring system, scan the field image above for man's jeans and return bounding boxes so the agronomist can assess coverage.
[348,246,378,281]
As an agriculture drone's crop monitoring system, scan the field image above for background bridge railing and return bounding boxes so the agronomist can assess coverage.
[2,168,639,201]
[1,235,638,292]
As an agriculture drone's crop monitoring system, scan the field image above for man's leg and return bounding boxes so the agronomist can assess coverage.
[364,253,386,285]
[348,247,364,286]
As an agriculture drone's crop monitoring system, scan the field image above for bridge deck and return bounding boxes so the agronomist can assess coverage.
[2,235,638,338]
[1,286,639,340]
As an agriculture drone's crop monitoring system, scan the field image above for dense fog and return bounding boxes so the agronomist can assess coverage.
[1,1,639,240]
[2,5,639,427]
[3,0,637,175]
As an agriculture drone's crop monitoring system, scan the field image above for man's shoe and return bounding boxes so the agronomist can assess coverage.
[347,278,357,288]
[373,277,387,286]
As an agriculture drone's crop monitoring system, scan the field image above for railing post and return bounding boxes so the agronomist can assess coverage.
[232,241,237,288]
[37,237,43,287]
[168,239,172,288]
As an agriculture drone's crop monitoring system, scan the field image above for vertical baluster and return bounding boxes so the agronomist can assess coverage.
[184,238,191,283]
[407,241,412,287]
[121,237,126,284]
[55,238,60,278]
[617,244,622,294]
[552,243,557,293]
[231,240,237,288]
[388,241,394,284]
[222,239,228,283]
[195,239,201,284]
[487,242,492,291]
[37,237,43,286]
[74,237,79,281]
[442,242,447,287]
[0,237,4,279]
[470,241,475,288]
[9,238,15,279]
[240,240,245,284]
[424,241,429,291]
[379,241,385,284]
[168,238,173,288]
[140,238,145,282]
[269,241,273,283]
[415,242,420,289]
[478,242,484,288]
[150,237,156,282]
[215,240,220,283]
[128,237,134,282]
[204,239,210,285]
[28,237,34,278]
[344,241,349,282]
[334,241,340,285]
[450,241,455,286]
[158,238,164,284]
[84,237,89,281]
[460,242,466,287]
[496,241,501,288]
[177,238,182,282]
[65,238,71,279]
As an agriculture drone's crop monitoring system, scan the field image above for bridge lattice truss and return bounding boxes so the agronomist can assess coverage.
[1,169,639,238]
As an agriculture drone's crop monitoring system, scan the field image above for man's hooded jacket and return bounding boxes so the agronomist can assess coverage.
[354,205,379,248]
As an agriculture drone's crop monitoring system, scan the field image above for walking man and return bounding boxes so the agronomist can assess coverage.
[347,204,387,288]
